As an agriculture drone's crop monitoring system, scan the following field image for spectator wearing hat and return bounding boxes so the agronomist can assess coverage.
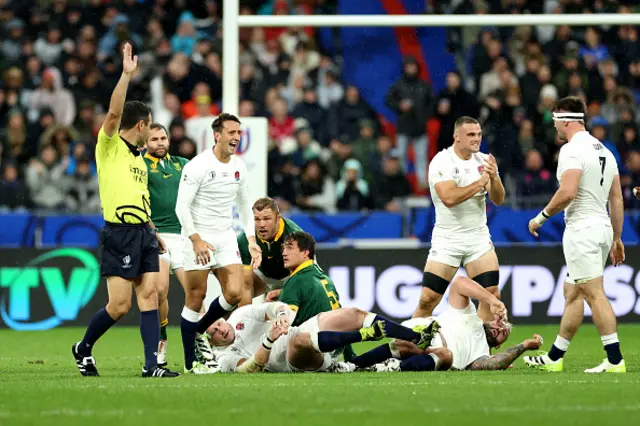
[171,11,204,56]
[373,149,412,212]
[385,56,435,188]
[336,158,372,212]
[1,19,25,64]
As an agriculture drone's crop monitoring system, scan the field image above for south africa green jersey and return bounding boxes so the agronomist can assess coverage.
[237,217,302,280]
[279,260,341,327]
[143,153,189,234]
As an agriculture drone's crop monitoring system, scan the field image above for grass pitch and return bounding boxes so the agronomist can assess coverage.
[1,324,639,426]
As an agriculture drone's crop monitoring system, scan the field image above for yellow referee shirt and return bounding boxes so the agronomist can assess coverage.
[96,127,151,224]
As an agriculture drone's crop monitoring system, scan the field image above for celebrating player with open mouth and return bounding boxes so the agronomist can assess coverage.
[413,116,505,322]
[175,113,261,374]
[524,96,626,373]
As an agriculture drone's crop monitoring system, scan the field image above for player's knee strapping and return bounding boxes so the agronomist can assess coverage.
[471,270,499,289]
[422,272,450,295]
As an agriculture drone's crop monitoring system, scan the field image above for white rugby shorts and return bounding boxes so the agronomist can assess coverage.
[182,228,241,271]
[159,232,185,271]
[563,224,613,284]
[427,232,494,268]
[253,268,288,291]
[265,314,336,373]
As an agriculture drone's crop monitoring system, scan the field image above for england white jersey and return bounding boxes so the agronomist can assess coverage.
[557,131,618,230]
[216,304,271,372]
[403,301,490,370]
[428,147,490,238]
[175,149,254,237]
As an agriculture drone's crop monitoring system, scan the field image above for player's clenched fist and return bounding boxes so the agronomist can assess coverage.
[523,334,543,350]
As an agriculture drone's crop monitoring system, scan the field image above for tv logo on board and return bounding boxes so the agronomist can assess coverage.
[0,249,100,331]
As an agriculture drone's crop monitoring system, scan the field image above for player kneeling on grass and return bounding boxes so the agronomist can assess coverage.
[237,197,303,304]
[352,276,543,371]
[207,303,439,373]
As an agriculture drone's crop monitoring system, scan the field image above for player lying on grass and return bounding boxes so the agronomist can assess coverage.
[351,276,543,371]
[206,303,439,373]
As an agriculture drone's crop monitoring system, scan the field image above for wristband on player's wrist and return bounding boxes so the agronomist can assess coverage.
[534,209,550,225]
[262,336,274,350]
[276,310,288,317]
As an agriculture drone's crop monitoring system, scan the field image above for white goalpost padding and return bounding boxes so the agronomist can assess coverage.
[222,9,640,114]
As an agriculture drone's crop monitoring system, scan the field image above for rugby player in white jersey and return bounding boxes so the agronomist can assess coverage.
[208,304,438,373]
[524,96,626,373]
[413,116,505,322]
[351,276,543,372]
[175,113,262,374]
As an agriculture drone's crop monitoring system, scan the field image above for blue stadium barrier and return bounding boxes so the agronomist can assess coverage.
[287,212,403,242]
[41,215,105,247]
[1,209,639,247]
[0,213,38,247]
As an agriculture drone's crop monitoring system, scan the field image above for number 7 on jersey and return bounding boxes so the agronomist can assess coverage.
[599,156,606,186]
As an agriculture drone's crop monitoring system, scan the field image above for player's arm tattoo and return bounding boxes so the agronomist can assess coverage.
[468,343,527,370]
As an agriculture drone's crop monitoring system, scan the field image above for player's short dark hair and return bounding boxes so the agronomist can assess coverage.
[454,116,479,130]
[150,122,168,135]
[120,101,152,130]
[211,113,241,133]
[553,96,586,115]
[284,231,316,260]
[252,197,280,215]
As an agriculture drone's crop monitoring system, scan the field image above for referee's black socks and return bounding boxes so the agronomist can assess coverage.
[79,307,117,356]
[140,310,161,369]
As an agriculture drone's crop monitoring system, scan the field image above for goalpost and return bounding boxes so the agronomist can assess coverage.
[222,9,640,114]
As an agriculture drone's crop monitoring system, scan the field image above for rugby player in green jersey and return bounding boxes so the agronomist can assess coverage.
[143,123,190,367]
[236,197,302,304]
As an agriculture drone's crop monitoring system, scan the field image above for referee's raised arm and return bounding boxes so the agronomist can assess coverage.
[102,43,137,138]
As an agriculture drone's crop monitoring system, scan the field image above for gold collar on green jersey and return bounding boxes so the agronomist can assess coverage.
[289,259,314,277]
[259,218,285,244]
[144,152,171,163]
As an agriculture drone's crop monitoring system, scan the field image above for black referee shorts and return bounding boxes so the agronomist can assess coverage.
[99,222,160,279]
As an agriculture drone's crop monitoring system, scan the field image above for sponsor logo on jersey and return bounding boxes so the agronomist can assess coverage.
[209,170,216,180]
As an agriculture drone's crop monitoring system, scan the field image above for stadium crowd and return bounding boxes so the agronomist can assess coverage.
[1,0,640,213]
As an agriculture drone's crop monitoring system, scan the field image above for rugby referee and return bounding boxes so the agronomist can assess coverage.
[71,43,179,378]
